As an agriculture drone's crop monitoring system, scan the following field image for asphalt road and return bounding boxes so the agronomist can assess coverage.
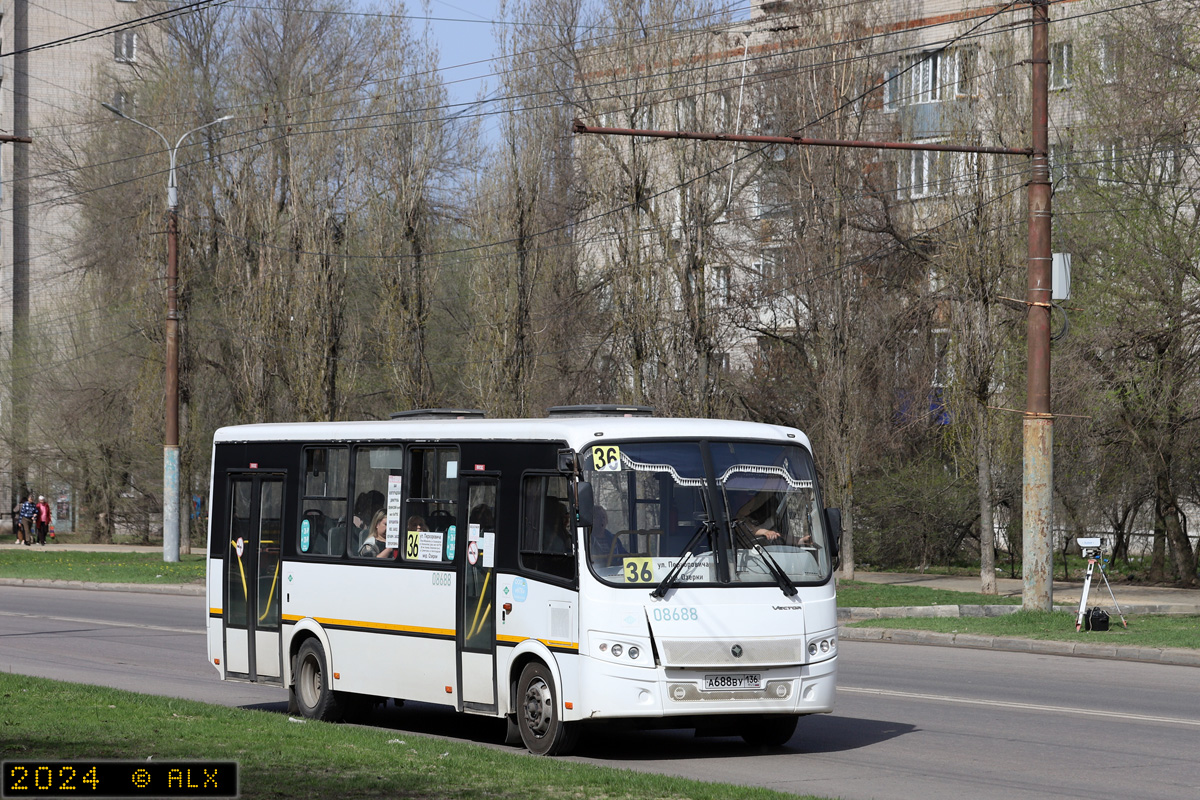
[2,585,1198,800]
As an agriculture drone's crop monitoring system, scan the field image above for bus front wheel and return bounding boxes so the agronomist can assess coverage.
[516,663,577,756]
[294,639,344,722]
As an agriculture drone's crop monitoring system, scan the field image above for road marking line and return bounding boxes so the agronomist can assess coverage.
[0,609,198,635]
[839,686,1200,727]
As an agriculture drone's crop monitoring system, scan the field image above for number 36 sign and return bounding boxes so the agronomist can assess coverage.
[592,445,621,472]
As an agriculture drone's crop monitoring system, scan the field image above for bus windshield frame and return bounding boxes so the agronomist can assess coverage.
[583,439,832,589]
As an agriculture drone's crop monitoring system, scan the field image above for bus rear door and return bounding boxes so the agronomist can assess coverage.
[223,473,285,683]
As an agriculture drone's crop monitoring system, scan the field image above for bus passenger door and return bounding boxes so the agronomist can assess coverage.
[459,477,498,710]
[224,474,285,684]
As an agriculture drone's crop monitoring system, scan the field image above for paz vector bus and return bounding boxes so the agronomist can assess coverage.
[205,405,841,755]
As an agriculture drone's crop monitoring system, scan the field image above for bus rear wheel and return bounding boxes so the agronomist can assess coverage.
[740,714,799,747]
[516,663,577,756]
[294,639,344,722]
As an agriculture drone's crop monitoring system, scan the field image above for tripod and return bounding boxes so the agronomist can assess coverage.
[1074,550,1128,632]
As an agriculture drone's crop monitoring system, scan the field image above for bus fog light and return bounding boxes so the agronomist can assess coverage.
[611,644,623,657]
[775,683,788,698]
[628,646,640,660]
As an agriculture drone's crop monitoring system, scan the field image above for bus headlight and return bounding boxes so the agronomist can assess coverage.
[807,635,836,660]
[628,646,640,660]
[611,644,623,657]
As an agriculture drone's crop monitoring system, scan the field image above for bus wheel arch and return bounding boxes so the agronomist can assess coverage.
[514,660,577,756]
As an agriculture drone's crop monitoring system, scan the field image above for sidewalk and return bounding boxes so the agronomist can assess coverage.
[839,571,1200,667]
[0,541,166,553]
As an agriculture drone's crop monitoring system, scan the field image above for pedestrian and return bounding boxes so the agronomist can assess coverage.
[17,494,36,546]
[35,495,51,546]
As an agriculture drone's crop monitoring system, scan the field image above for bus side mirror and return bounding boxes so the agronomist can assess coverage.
[576,481,594,529]
[824,508,842,560]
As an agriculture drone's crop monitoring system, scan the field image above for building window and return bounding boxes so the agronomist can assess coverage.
[1099,36,1120,84]
[114,30,137,63]
[1049,142,1073,189]
[882,67,900,112]
[111,89,135,115]
[714,266,731,307]
[1049,41,1073,90]
[910,51,939,104]
[889,47,976,108]
[949,45,978,98]
[906,149,943,198]
[1099,139,1122,184]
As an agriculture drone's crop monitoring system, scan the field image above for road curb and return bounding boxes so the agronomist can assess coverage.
[837,603,1200,620]
[839,625,1200,667]
[0,577,204,596]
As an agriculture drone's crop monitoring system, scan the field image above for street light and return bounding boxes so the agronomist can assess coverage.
[102,103,232,563]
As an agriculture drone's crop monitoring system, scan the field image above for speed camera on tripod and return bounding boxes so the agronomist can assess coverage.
[1076,536,1104,559]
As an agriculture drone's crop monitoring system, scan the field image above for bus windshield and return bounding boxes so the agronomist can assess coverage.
[584,440,831,588]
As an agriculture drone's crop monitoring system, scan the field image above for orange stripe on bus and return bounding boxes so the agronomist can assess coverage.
[282,613,455,638]
[496,634,579,651]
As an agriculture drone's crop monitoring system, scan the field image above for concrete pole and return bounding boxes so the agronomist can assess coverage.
[100,105,230,563]
[164,200,180,563]
[1023,0,1054,611]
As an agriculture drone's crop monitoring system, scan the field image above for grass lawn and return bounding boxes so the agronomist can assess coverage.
[849,610,1200,650]
[0,673,820,800]
[835,580,1022,608]
[0,550,205,584]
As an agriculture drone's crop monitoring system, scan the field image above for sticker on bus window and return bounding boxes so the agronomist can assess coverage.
[592,445,622,472]
[300,520,311,552]
[623,556,654,583]
[406,529,445,562]
[446,525,457,559]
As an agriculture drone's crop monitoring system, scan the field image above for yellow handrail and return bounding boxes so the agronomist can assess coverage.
[467,571,491,640]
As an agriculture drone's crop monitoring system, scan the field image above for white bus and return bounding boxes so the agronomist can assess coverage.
[206,406,840,755]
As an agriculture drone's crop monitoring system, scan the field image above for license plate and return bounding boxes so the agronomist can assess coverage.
[703,673,761,690]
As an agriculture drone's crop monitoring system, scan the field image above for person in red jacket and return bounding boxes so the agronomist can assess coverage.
[35,495,51,546]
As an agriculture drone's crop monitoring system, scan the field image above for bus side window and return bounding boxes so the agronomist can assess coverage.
[404,447,457,563]
[349,446,402,559]
[519,475,574,581]
[300,446,348,556]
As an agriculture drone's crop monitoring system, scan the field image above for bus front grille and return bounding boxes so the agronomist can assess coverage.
[657,638,804,667]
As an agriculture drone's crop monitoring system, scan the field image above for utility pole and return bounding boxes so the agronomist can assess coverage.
[102,104,232,563]
[9,0,32,517]
[1023,0,1054,611]
[574,3,1056,610]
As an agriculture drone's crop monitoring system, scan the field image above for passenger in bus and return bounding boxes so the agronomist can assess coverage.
[352,490,385,547]
[469,503,494,530]
[358,510,396,559]
[545,499,572,554]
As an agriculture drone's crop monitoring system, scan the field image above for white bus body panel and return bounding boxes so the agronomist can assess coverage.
[494,572,578,717]
[207,558,225,677]
[282,560,458,705]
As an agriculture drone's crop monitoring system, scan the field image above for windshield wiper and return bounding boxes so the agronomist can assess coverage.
[650,520,715,599]
[732,526,798,597]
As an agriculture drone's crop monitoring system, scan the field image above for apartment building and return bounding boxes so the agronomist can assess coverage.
[1,0,149,526]
[571,0,1140,394]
